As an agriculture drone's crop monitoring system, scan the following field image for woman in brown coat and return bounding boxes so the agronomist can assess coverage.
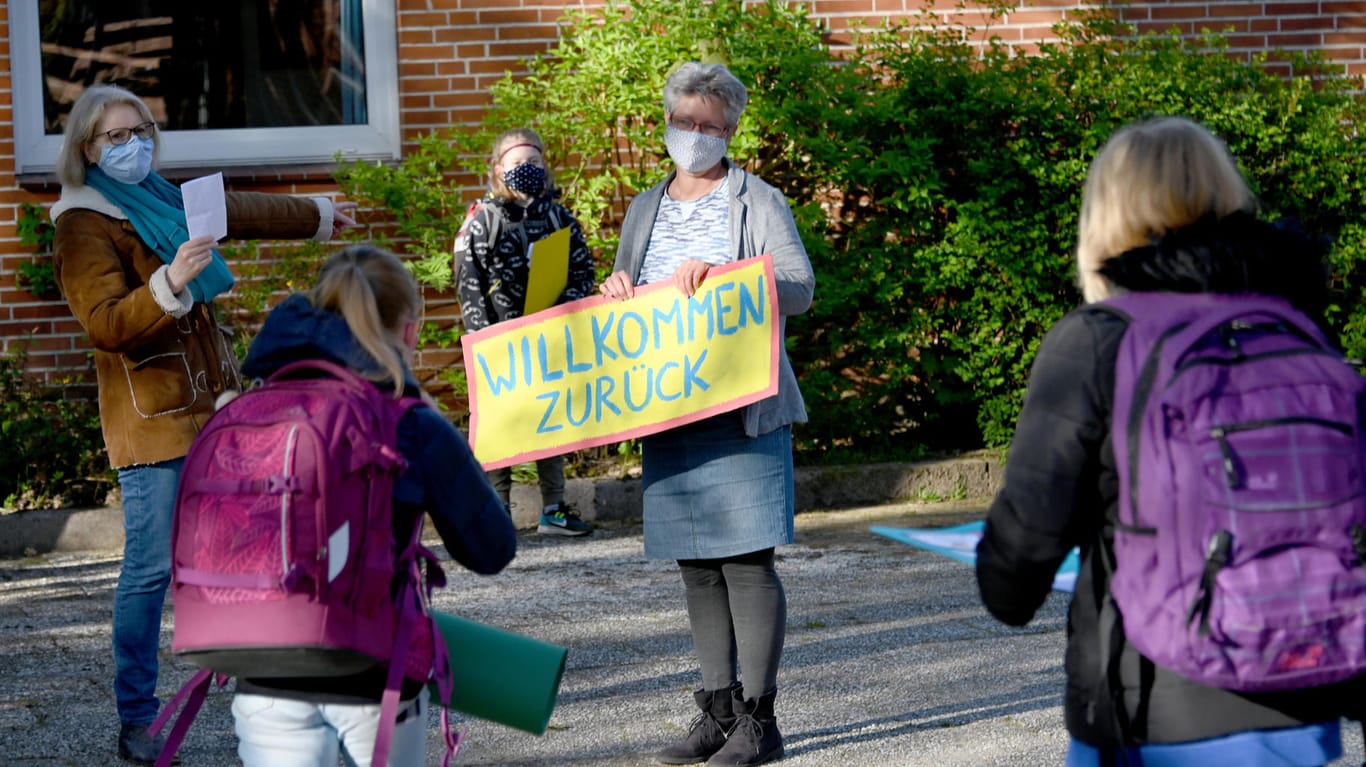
[50,84,354,765]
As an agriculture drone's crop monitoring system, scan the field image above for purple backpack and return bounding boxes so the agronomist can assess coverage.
[1103,291,1366,693]
[150,359,458,767]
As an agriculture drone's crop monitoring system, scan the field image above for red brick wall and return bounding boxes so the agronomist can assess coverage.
[2,0,1364,394]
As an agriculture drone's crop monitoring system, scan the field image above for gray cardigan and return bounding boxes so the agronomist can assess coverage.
[614,160,815,437]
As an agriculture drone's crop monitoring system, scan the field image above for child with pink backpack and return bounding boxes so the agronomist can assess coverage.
[208,244,516,766]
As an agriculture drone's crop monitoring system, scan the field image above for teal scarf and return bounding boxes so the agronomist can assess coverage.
[84,166,235,303]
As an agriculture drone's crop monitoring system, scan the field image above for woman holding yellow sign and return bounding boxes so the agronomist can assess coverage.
[455,128,596,536]
[598,62,815,766]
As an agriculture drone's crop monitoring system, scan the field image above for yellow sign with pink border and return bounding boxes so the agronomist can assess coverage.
[461,255,779,469]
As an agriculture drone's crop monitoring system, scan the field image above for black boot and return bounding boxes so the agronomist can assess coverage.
[657,684,740,764]
[117,722,179,765]
[707,688,783,765]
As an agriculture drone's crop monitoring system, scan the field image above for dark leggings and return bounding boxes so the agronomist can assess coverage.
[678,548,787,698]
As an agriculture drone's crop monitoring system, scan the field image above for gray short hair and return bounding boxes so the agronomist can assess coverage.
[663,62,749,128]
[56,85,159,187]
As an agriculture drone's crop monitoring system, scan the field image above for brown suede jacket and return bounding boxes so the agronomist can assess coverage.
[53,187,331,469]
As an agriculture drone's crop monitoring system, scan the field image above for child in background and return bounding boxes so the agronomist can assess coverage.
[455,128,596,536]
[230,244,517,766]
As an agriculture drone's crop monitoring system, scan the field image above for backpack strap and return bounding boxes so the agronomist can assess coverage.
[371,514,463,767]
[460,199,502,247]
[466,199,510,255]
[149,668,228,767]
[548,200,571,233]
[1094,522,1151,767]
[371,585,417,767]
[455,199,511,297]
[415,538,462,766]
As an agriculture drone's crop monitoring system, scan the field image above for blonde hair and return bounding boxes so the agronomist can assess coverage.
[1075,116,1254,303]
[488,128,555,198]
[309,244,421,396]
[57,85,160,187]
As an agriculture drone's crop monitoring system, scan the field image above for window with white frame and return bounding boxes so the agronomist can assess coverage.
[10,0,400,176]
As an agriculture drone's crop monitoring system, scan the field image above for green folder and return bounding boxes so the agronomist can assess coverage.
[428,611,568,735]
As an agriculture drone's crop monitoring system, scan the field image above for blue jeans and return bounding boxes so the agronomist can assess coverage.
[1065,721,1340,766]
[113,458,182,725]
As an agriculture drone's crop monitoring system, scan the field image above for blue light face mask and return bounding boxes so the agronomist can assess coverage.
[98,136,154,185]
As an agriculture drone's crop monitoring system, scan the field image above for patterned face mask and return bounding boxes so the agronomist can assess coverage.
[503,163,547,196]
[665,126,728,174]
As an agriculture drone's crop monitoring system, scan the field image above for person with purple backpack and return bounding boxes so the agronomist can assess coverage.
[975,115,1366,766]
[227,244,518,766]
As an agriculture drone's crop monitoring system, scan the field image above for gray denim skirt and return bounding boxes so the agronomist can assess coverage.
[641,412,794,561]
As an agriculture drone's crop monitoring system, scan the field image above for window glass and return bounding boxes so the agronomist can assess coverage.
[11,0,399,175]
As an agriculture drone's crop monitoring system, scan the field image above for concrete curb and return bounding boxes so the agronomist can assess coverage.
[0,452,1003,557]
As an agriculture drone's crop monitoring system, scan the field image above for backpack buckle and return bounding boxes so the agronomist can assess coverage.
[266,475,300,493]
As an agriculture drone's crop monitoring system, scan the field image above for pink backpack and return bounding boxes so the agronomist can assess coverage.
[150,358,458,767]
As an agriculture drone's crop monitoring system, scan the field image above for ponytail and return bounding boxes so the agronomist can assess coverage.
[309,244,421,396]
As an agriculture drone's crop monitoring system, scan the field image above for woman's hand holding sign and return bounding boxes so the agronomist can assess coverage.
[598,270,636,301]
[599,259,711,301]
[670,259,711,298]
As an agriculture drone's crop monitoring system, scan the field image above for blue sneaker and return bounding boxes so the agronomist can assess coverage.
[538,502,593,537]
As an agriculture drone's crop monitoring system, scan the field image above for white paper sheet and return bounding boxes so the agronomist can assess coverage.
[181,172,228,242]
[327,521,350,583]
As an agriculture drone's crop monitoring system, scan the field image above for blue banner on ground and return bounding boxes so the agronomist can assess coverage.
[870,520,1079,593]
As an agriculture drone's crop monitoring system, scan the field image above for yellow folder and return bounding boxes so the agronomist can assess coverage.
[523,226,571,314]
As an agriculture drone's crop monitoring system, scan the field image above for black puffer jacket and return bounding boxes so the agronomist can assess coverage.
[975,212,1365,746]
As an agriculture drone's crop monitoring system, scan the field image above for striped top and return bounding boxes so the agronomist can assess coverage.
[637,177,733,286]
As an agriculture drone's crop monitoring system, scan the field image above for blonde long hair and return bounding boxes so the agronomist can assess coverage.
[1075,116,1254,303]
[309,244,421,396]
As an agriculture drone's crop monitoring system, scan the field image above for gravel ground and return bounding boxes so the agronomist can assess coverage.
[2,502,1363,766]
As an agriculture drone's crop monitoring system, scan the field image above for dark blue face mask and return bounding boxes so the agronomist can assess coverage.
[504,163,546,196]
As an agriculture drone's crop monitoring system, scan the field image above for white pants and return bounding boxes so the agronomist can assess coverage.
[232,693,427,767]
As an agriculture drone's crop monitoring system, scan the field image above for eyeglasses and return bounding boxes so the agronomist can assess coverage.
[94,121,155,146]
[669,116,728,138]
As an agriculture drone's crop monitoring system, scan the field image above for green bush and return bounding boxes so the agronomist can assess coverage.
[0,344,113,511]
[338,0,1366,463]
[213,240,332,360]
[16,202,59,299]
